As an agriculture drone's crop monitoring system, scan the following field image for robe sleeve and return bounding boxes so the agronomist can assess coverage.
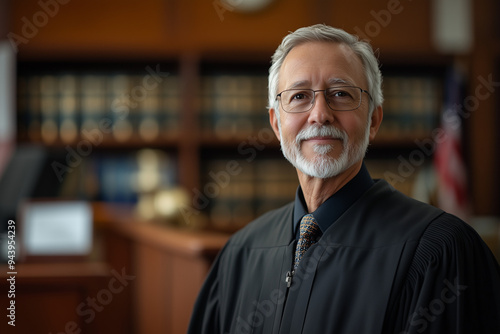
[386,213,500,334]
[187,245,224,334]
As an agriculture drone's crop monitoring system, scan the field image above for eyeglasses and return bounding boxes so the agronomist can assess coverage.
[276,86,372,113]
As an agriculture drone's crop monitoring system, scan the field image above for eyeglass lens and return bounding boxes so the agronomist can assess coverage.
[280,86,363,113]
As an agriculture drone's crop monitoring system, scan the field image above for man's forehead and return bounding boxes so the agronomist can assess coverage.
[279,41,365,88]
[286,78,356,89]
[282,41,361,66]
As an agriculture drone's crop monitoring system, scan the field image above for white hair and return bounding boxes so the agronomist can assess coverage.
[268,24,384,117]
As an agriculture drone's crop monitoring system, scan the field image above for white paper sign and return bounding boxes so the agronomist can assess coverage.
[23,201,93,256]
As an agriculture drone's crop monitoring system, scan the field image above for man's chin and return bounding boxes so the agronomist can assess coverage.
[312,144,334,155]
[302,150,342,164]
[295,154,344,179]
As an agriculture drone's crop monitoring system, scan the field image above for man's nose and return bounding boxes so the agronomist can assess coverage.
[307,91,335,125]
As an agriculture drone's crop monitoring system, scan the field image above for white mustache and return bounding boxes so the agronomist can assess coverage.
[295,126,347,144]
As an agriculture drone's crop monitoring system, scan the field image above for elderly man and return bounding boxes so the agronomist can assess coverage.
[188,24,500,334]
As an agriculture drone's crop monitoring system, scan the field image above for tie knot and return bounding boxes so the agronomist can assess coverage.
[299,214,321,239]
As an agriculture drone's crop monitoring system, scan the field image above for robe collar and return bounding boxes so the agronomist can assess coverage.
[293,162,374,238]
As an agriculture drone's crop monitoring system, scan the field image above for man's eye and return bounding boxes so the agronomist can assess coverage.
[330,90,350,98]
[292,93,306,100]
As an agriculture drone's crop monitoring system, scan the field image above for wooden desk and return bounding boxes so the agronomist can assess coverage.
[98,204,229,334]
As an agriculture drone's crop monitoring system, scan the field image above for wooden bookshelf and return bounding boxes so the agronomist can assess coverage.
[14,58,447,218]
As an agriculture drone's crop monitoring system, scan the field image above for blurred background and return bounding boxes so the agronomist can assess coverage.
[0,0,499,333]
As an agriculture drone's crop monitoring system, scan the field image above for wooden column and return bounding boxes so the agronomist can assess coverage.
[469,0,500,215]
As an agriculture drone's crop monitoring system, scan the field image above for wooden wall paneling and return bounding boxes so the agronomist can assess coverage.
[0,263,116,334]
[103,230,135,334]
[1,0,11,39]
[131,237,216,334]
[10,0,176,59]
[134,241,172,334]
[328,0,434,56]
[133,241,213,334]
[9,0,440,59]
[0,285,85,333]
[169,0,317,54]
[170,253,214,334]
[178,53,201,193]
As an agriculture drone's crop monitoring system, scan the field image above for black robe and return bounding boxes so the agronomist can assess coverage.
[188,180,500,333]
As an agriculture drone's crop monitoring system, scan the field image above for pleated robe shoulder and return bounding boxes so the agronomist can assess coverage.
[188,179,500,334]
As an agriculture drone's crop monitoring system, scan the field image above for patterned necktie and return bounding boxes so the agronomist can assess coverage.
[294,214,322,269]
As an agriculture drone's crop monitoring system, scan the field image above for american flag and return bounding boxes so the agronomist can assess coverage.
[434,66,470,220]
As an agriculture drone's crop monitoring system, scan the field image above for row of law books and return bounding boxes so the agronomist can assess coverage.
[16,70,442,146]
[200,73,271,140]
[199,72,442,142]
[17,72,181,144]
[379,75,442,141]
[202,158,298,230]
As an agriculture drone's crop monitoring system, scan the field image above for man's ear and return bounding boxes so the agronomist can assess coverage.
[269,108,281,141]
[369,105,383,141]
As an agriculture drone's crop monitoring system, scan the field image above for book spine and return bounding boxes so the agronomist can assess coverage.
[40,75,59,144]
[59,74,79,144]
[201,72,269,140]
[138,75,161,142]
[81,75,107,138]
[161,76,181,139]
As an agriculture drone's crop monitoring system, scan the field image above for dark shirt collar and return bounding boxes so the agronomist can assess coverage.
[293,162,374,237]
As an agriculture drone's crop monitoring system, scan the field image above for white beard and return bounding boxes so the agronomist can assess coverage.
[278,121,371,179]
